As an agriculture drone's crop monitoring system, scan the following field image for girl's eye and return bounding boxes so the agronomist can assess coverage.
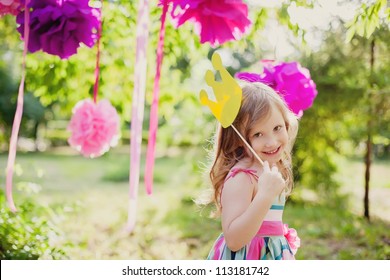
[274,125,282,131]
[253,132,263,138]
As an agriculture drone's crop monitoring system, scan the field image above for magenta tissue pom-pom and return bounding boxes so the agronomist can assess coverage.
[236,60,318,117]
[168,0,252,46]
[67,99,120,158]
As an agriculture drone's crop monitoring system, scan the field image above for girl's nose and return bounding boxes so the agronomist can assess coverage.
[264,137,277,148]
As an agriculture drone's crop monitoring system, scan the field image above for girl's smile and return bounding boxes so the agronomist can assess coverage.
[262,146,281,156]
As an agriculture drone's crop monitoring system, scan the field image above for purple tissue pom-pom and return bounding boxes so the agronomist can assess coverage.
[17,0,100,59]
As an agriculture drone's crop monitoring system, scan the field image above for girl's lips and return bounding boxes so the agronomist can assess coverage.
[262,146,281,155]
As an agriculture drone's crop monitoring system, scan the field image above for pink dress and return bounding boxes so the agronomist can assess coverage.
[207,168,300,260]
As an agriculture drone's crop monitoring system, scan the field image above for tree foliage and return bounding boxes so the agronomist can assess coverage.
[296,22,390,199]
[346,0,390,42]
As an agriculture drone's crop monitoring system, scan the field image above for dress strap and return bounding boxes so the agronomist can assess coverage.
[225,168,259,184]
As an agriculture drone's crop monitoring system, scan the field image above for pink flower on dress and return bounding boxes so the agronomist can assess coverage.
[283,224,301,255]
[168,0,252,46]
[236,60,318,118]
[0,0,21,16]
[67,99,120,158]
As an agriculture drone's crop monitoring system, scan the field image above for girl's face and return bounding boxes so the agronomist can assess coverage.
[248,104,288,165]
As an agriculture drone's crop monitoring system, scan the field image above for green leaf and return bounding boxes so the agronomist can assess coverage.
[345,0,387,40]
[345,26,356,43]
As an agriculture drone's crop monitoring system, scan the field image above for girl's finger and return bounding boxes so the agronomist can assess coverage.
[263,161,270,172]
[271,165,278,173]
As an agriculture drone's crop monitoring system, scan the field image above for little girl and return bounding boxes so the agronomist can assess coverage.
[206,82,300,260]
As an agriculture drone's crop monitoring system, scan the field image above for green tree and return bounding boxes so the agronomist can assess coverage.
[345,0,390,220]
[299,21,390,205]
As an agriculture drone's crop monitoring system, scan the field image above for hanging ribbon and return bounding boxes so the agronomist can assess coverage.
[5,0,30,212]
[93,1,103,104]
[127,0,150,232]
[144,0,168,195]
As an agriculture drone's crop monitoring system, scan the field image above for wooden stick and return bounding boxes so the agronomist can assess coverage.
[231,124,264,166]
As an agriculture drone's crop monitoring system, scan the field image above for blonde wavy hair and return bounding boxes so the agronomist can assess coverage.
[203,82,298,215]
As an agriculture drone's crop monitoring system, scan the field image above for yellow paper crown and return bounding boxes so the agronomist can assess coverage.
[199,52,242,128]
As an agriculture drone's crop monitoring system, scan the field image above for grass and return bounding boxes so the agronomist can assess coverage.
[333,155,390,221]
[0,146,389,259]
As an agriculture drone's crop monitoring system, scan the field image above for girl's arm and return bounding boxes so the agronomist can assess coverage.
[221,162,285,251]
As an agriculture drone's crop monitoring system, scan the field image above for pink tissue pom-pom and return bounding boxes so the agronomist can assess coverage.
[283,224,301,255]
[67,99,120,158]
[0,0,21,16]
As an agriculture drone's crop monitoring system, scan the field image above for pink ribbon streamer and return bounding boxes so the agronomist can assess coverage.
[127,0,150,232]
[144,0,168,195]
[5,0,30,212]
[93,2,103,104]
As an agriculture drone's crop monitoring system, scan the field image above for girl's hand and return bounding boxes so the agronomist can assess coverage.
[257,161,285,199]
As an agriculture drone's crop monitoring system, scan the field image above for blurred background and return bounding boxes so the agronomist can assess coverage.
[0,0,389,259]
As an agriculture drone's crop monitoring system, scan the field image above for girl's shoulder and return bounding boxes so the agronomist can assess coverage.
[221,161,259,203]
